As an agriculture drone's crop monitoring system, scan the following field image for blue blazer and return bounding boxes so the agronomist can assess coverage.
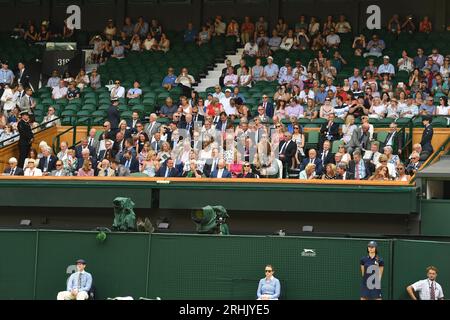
[299,158,324,175]
[120,157,140,173]
[210,169,232,178]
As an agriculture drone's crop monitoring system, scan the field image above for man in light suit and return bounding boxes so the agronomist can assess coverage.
[210,159,232,178]
[155,158,180,177]
[19,87,36,114]
[144,113,161,137]
[111,159,130,176]
[347,123,370,155]
[299,148,324,176]
[255,105,270,124]
[150,131,163,153]
[97,159,116,177]
[86,128,100,155]
[51,160,71,176]
[3,157,24,176]
[363,141,382,166]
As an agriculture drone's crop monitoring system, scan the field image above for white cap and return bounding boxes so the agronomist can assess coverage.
[267,56,273,61]
[383,55,390,60]
[225,89,231,93]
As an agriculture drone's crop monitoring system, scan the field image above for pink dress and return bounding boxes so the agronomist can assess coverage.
[229,163,243,178]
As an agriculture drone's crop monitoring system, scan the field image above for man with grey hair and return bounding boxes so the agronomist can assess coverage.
[145,113,161,137]
[406,151,421,175]
[51,160,71,176]
[348,150,373,180]
[336,162,354,180]
[38,146,57,175]
[3,157,24,175]
[97,159,115,177]
[210,158,232,178]
[347,122,370,155]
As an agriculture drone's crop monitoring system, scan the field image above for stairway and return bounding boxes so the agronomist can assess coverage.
[194,48,244,92]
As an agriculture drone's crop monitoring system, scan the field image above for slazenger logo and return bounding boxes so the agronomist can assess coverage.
[301,249,317,257]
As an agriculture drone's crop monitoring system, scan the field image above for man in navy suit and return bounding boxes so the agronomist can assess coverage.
[278,132,297,178]
[75,137,97,160]
[38,147,57,175]
[348,150,374,180]
[215,112,229,133]
[156,158,180,177]
[299,148,324,175]
[192,106,205,125]
[319,113,340,149]
[210,159,232,178]
[3,157,24,176]
[319,140,335,166]
[120,151,140,173]
[261,95,274,118]
[178,113,195,137]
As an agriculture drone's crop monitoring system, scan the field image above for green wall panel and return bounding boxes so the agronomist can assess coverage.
[34,231,149,300]
[147,234,392,300]
[0,230,36,299]
[392,240,450,300]
[421,200,450,236]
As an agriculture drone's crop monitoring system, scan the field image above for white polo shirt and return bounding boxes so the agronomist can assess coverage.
[411,279,444,300]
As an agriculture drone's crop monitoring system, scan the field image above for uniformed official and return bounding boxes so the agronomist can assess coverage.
[420,115,434,160]
[360,241,384,300]
[18,111,34,168]
[406,266,445,300]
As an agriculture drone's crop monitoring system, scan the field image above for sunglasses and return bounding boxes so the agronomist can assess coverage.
[294,127,300,129]
[265,270,273,273]
[276,125,281,128]
[244,165,251,167]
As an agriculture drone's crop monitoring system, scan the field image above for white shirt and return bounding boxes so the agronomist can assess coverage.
[299,90,315,101]
[110,86,125,99]
[411,279,444,300]
[217,168,224,178]
[244,42,258,56]
[52,86,68,100]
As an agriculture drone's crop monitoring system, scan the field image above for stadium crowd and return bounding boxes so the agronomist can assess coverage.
[1,14,449,180]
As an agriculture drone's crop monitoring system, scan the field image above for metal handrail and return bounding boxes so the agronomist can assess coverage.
[0,117,61,148]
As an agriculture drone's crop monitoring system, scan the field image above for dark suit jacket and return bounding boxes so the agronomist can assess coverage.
[420,124,434,154]
[75,145,97,160]
[336,171,355,180]
[279,140,297,167]
[97,149,113,161]
[237,172,257,178]
[348,160,374,180]
[37,155,57,172]
[155,166,180,177]
[261,102,274,118]
[210,169,232,178]
[178,121,194,136]
[215,120,229,132]
[192,114,205,125]
[3,167,24,176]
[299,158,324,175]
[319,150,335,166]
[16,68,31,88]
[383,131,404,154]
[120,157,140,173]
[406,161,421,175]
[320,122,340,141]
[18,119,33,145]
[107,105,120,130]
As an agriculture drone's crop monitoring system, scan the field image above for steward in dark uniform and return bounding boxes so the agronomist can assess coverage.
[420,115,434,160]
[18,111,34,168]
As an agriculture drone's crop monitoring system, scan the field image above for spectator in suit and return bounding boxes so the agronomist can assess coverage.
[406,151,422,175]
[111,159,130,176]
[127,111,141,133]
[97,139,114,162]
[155,158,180,177]
[363,141,382,167]
[107,98,120,130]
[179,113,195,137]
[347,123,370,155]
[75,137,97,160]
[120,150,139,173]
[420,115,434,160]
[319,113,340,148]
[19,88,36,115]
[16,62,31,88]
[210,159,232,178]
[261,94,274,118]
[77,149,97,172]
[215,112,229,133]
[87,128,100,154]
[278,132,297,177]
[38,146,57,176]
[336,162,354,180]
[299,148,324,176]
[411,143,429,162]
[145,113,161,137]
[319,140,334,166]
[3,157,24,176]
[348,150,373,180]
[383,122,403,155]
[51,160,71,176]
[97,159,115,177]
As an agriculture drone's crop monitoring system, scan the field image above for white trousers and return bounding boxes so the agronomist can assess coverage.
[57,290,89,300]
